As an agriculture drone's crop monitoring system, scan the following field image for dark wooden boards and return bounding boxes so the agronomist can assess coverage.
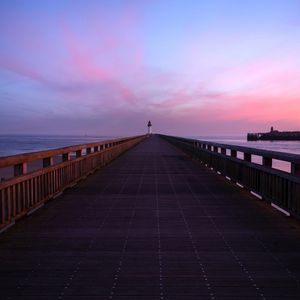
[1,135,300,299]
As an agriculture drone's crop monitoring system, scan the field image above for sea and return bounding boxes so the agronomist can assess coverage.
[0,135,118,157]
[192,135,300,173]
[191,135,300,155]
[0,134,300,175]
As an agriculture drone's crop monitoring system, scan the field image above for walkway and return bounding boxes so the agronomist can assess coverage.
[1,135,300,299]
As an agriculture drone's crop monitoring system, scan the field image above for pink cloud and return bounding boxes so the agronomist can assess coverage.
[162,93,300,130]
[1,4,300,136]
[0,8,144,109]
[61,21,112,82]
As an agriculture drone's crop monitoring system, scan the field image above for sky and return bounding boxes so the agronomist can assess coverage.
[0,0,300,136]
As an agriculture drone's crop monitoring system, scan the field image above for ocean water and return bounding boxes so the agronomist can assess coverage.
[0,135,118,157]
[192,136,300,155]
[192,136,300,173]
[1,134,300,176]
[1,134,300,157]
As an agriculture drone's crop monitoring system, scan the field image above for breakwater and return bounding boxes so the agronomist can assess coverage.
[247,131,300,141]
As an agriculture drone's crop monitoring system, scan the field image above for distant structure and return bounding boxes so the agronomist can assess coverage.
[247,127,300,141]
[147,120,152,135]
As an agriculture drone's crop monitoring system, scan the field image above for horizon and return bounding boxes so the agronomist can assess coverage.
[1,0,300,136]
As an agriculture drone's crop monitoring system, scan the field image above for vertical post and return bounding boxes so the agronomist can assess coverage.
[231,150,237,158]
[94,146,99,152]
[291,163,300,175]
[244,153,251,162]
[76,150,82,158]
[207,145,212,151]
[263,157,272,167]
[1,189,5,224]
[43,157,53,168]
[62,153,70,162]
[14,163,27,177]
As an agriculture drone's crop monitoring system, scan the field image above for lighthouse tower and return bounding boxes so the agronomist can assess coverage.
[147,120,152,135]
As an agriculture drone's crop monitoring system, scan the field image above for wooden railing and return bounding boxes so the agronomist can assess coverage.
[0,135,146,230]
[161,135,300,218]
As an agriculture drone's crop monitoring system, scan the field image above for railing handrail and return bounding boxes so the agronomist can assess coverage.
[0,135,145,168]
[161,134,300,219]
[166,135,300,164]
[0,134,147,229]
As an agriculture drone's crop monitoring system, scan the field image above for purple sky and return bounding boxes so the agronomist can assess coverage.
[1,0,300,136]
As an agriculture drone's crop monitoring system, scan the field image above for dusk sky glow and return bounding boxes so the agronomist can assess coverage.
[1,0,300,136]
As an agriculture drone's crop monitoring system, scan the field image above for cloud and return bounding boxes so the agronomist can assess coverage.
[1,2,300,135]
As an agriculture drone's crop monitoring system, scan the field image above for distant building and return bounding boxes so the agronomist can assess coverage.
[147,120,152,135]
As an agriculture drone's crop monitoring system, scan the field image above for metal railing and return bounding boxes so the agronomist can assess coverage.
[161,135,300,218]
[0,135,146,230]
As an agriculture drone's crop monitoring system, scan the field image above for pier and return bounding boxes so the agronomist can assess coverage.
[1,135,300,299]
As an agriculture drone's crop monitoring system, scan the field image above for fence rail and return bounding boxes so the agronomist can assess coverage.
[161,135,300,218]
[0,135,146,230]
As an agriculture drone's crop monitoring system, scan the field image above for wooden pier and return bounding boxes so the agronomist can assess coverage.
[1,135,300,299]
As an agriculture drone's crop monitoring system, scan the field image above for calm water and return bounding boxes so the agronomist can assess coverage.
[1,134,300,175]
[0,135,118,157]
[190,136,300,173]
[193,136,300,155]
[1,134,300,157]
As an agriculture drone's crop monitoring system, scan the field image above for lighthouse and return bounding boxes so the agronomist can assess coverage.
[147,120,152,135]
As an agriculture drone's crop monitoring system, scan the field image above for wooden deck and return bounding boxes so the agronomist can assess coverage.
[1,135,300,299]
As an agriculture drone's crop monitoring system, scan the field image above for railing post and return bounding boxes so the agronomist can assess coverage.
[244,153,251,162]
[14,163,27,177]
[0,135,146,228]
[231,150,237,158]
[208,145,212,151]
[291,163,300,176]
[263,157,272,167]
[62,153,70,162]
[43,157,53,168]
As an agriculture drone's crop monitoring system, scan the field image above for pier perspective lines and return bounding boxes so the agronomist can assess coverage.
[1,135,300,299]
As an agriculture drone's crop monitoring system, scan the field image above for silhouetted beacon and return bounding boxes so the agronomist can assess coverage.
[147,120,152,135]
